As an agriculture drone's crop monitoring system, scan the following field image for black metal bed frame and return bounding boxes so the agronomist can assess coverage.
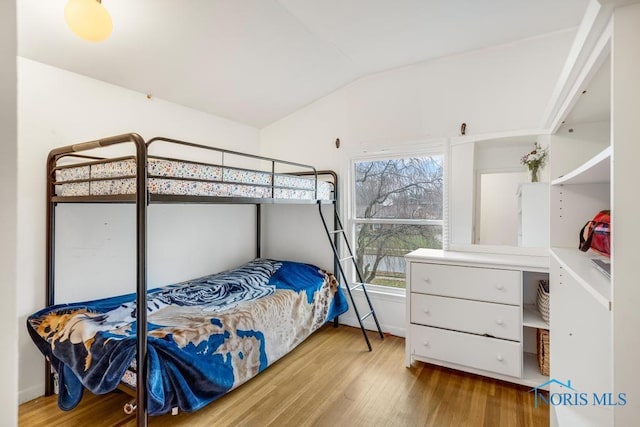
[45,133,380,426]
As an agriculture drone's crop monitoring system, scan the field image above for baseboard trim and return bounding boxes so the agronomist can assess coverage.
[338,315,405,338]
[19,384,44,404]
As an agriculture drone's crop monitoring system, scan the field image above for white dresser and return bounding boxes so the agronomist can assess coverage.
[405,248,549,387]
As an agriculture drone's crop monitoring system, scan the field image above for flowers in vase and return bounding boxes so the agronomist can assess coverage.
[520,142,548,182]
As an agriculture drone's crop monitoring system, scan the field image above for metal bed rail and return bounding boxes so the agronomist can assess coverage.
[50,136,329,203]
[146,136,320,200]
[46,133,148,427]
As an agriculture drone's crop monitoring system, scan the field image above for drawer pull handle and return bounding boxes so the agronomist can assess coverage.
[423,341,430,347]
[495,284,505,291]
[423,278,431,284]
[496,354,504,362]
[495,319,504,326]
[423,308,430,314]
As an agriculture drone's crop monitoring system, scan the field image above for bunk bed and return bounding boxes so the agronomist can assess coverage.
[27,133,383,426]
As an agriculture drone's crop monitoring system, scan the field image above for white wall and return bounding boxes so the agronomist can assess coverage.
[0,1,18,425]
[17,58,261,403]
[263,204,336,273]
[261,30,576,167]
[260,30,576,336]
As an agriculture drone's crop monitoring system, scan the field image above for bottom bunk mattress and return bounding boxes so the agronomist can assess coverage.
[27,259,348,415]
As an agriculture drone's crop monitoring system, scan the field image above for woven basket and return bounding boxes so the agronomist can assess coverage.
[537,328,550,376]
[536,280,549,324]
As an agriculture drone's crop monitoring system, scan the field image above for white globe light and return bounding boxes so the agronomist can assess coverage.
[64,0,113,42]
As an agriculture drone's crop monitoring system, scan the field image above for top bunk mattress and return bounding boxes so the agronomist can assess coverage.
[55,158,333,200]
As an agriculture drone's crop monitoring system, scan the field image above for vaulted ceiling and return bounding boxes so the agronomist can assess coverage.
[18,0,589,128]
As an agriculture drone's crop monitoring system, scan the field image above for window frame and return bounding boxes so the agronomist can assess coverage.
[346,142,447,294]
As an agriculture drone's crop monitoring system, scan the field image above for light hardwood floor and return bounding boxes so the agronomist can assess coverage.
[19,325,549,426]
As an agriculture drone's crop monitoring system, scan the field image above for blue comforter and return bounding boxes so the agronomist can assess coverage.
[27,259,348,415]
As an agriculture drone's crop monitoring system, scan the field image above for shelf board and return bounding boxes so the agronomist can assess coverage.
[523,304,549,330]
[549,247,611,309]
[551,146,611,185]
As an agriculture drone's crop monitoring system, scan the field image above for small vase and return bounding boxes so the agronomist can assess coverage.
[530,166,540,183]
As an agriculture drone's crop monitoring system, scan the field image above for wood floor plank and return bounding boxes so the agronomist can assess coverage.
[19,325,549,426]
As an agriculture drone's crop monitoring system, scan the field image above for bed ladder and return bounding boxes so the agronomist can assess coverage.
[318,203,384,351]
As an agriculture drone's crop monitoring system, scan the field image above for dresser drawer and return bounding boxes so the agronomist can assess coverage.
[410,324,522,377]
[410,263,521,305]
[410,294,521,341]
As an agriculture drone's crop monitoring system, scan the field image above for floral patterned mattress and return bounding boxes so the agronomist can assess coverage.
[56,158,333,200]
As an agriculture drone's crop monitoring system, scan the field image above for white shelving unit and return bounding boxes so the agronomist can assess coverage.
[549,61,614,426]
[547,8,613,426]
[547,4,640,425]
[549,146,612,314]
[521,271,550,390]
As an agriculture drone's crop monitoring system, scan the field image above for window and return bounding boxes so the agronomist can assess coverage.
[352,155,444,289]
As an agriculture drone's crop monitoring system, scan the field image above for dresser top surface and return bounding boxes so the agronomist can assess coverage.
[405,248,549,271]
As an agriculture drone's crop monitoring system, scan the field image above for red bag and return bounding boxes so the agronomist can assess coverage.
[579,210,610,257]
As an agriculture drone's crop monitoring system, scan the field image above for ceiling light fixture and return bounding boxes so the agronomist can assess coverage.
[64,0,113,42]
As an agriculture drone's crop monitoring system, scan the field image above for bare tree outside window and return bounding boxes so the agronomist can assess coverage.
[353,156,443,288]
